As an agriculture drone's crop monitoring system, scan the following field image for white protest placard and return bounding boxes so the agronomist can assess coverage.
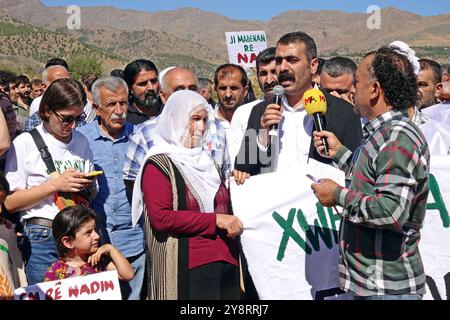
[0,223,27,300]
[231,156,450,300]
[14,270,121,300]
[0,232,16,300]
[225,31,267,69]
[231,162,347,300]
[421,155,450,300]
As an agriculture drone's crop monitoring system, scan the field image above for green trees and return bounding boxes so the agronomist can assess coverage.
[68,54,102,79]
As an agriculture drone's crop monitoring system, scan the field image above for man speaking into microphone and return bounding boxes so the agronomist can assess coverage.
[235,31,362,175]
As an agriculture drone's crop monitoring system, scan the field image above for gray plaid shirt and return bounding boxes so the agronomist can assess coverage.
[333,111,430,297]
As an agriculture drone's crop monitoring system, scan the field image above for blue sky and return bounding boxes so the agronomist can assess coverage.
[42,0,450,20]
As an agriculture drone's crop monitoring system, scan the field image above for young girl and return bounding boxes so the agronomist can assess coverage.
[45,205,133,282]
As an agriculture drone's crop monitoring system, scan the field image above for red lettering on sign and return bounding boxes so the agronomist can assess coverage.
[103,280,115,292]
[90,281,100,294]
[68,285,79,298]
[237,53,248,64]
[80,284,90,295]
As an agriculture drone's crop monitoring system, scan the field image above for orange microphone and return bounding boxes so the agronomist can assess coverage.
[304,88,329,156]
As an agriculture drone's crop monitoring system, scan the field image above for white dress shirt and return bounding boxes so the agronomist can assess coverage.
[228,98,263,168]
[258,95,314,172]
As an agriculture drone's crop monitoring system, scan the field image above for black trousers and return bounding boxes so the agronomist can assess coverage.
[188,261,240,300]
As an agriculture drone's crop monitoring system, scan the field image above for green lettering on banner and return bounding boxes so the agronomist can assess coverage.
[426,174,450,228]
[273,208,312,260]
[274,205,340,260]
[0,243,9,254]
[327,207,341,243]
[297,205,334,251]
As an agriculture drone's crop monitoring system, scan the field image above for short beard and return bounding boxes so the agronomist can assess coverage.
[133,91,161,110]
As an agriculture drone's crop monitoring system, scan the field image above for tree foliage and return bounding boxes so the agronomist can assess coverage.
[68,54,102,79]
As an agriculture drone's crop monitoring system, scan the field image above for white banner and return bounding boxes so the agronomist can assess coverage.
[225,31,267,69]
[0,224,27,300]
[14,270,121,300]
[231,157,450,300]
[421,155,450,300]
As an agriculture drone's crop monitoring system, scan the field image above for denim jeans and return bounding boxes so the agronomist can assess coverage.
[356,294,422,300]
[119,251,145,300]
[23,223,58,285]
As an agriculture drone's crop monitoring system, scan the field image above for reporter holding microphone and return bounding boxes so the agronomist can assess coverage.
[311,47,430,300]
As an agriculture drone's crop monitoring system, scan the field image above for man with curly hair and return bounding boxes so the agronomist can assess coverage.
[311,47,430,300]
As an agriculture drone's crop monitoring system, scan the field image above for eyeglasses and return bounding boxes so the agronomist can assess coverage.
[52,110,86,125]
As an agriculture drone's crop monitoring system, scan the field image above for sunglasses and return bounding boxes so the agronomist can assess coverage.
[52,109,86,125]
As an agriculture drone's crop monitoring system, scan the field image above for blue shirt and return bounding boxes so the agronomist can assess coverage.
[78,120,144,258]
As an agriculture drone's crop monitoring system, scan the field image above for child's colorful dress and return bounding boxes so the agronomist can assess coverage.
[44,259,100,281]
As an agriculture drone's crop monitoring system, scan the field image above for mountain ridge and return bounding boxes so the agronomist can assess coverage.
[0,2,448,78]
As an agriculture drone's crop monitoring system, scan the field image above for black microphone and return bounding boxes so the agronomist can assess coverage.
[269,85,285,139]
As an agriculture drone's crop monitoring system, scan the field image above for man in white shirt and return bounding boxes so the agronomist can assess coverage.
[235,31,362,175]
[228,47,277,165]
[214,64,248,137]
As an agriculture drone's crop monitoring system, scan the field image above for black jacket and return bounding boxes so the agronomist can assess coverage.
[234,90,363,175]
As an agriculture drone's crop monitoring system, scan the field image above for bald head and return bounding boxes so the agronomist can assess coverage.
[160,67,198,103]
[42,65,70,85]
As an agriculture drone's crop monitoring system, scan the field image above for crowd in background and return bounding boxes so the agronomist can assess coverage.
[0,29,449,300]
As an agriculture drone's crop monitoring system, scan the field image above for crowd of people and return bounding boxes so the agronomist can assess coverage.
[0,29,449,300]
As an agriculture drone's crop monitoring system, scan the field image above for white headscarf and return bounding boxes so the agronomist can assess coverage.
[132,90,221,227]
[389,41,421,75]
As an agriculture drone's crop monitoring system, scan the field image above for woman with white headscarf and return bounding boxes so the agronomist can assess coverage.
[138,90,244,300]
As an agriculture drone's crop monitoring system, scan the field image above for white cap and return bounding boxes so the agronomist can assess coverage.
[158,66,176,84]
[389,40,421,75]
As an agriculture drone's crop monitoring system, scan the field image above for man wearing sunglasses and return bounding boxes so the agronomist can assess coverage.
[320,57,357,106]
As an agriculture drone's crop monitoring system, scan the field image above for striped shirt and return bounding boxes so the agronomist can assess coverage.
[123,116,231,182]
[332,110,430,297]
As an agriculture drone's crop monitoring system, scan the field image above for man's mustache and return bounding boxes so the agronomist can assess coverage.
[111,113,127,120]
[278,72,295,83]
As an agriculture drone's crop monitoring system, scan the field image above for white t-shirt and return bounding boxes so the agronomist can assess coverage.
[28,96,42,116]
[5,124,94,222]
